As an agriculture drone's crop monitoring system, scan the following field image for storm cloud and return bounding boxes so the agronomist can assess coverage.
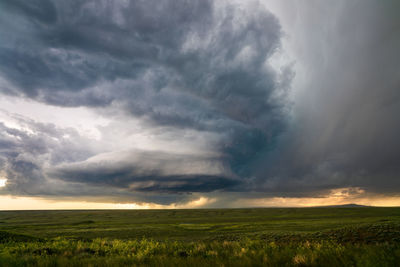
[0,0,399,206]
[253,0,400,196]
[0,0,290,200]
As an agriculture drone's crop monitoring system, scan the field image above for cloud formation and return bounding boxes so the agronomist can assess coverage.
[0,0,291,201]
[255,0,400,196]
[0,0,399,206]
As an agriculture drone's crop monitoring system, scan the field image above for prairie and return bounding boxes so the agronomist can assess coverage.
[1,207,400,266]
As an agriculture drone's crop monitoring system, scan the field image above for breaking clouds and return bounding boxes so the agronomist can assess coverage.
[0,0,399,206]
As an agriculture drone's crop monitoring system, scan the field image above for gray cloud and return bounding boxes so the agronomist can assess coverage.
[251,0,400,196]
[1,0,398,205]
[0,111,208,203]
[0,0,288,126]
[49,149,239,193]
[0,0,291,200]
[0,111,99,195]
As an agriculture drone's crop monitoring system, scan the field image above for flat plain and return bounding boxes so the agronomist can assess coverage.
[1,207,400,266]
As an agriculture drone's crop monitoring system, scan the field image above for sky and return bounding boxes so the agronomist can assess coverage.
[0,0,400,210]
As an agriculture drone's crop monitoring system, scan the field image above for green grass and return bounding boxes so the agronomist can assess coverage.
[0,207,400,266]
[2,238,400,267]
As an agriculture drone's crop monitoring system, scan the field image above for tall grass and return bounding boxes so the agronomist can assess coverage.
[1,238,400,266]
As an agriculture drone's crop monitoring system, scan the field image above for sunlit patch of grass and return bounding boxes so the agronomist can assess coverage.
[1,238,400,266]
[178,223,213,230]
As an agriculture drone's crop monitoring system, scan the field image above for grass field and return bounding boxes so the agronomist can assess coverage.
[1,207,400,266]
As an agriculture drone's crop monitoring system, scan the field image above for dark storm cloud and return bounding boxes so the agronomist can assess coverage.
[0,0,213,101]
[0,0,287,134]
[250,0,400,196]
[1,0,57,24]
[4,0,398,204]
[49,149,239,193]
[52,168,239,193]
[0,111,238,203]
[0,0,291,198]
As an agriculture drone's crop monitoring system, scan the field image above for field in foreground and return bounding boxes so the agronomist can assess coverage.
[1,207,400,266]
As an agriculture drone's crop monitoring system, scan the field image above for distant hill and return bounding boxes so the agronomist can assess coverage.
[314,203,370,208]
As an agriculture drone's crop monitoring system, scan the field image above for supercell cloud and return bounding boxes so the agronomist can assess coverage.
[0,0,399,206]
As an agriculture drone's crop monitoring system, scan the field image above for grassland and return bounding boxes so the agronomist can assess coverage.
[1,207,400,266]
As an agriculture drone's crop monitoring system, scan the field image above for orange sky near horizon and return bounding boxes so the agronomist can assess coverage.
[1,194,400,210]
